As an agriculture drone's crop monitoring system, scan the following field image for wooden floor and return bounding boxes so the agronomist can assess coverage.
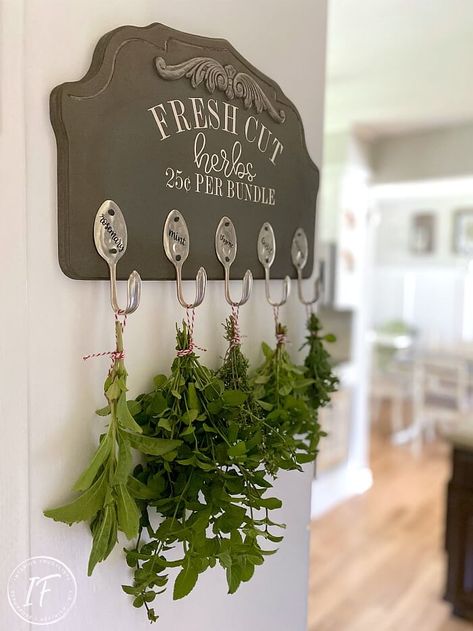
[308,434,473,631]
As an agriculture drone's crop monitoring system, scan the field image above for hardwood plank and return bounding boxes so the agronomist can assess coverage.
[308,433,472,631]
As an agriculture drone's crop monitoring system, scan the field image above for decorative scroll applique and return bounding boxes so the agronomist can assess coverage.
[155,56,286,124]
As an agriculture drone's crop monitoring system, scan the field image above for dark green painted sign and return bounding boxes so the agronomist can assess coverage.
[51,23,319,280]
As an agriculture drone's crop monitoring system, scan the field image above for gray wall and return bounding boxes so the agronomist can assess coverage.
[371,122,473,183]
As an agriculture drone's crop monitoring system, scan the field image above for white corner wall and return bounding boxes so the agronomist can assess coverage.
[1,2,328,630]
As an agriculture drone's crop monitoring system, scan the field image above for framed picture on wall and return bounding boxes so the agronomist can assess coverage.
[410,212,436,254]
[453,208,473,255]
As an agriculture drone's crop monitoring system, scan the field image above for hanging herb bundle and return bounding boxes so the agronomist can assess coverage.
[216,309,285,536]
[252,310,323,471]
[123,318,283,624]
[301,312,338,412]
[217,309,272,470]
[44,319,181,575]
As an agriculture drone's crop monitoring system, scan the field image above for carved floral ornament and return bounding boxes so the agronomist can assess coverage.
[155,56,286,125]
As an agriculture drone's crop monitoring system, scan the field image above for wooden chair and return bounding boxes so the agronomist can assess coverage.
[412,355,470,450]
[369,329,416,441]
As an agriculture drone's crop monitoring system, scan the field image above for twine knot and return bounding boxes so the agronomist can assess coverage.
[83,313,127,371]
[276,330,288,345]
[273,306,289,346]
[176,309,206,357]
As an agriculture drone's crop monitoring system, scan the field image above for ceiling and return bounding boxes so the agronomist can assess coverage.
[325,0,473,137]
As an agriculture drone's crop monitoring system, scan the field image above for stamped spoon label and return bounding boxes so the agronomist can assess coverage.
[163,209,190,269]
[257,222,276,268]
[215,216,237,268]
[291,228,309,271]
[94,200,128,264]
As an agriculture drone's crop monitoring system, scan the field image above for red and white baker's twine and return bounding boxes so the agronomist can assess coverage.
[176,308,206,357]
[229,305,242,349]
[273,306,289,345]
[83,312,127,370]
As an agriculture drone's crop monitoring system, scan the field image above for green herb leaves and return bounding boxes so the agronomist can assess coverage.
[44,320,179,576]
[252,312,337,475]
[73,434,112,492]
[301,312,339,411]
[122,320,283,623]
[45,307,337,623]
[88,504,117,576]
[44,469,108,525]
[173,558,199,600]
[252,319,323,472]
[125,432,182,456]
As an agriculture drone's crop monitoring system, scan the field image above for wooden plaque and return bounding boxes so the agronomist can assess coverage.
[51,23,319,280]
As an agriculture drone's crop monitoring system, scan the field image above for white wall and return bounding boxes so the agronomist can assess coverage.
[370,181,473,345]
[0,3,30,629]
[312,133,373,516]
[0,1,327,630]
[373,191,473,268]
[371,122,473,184]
